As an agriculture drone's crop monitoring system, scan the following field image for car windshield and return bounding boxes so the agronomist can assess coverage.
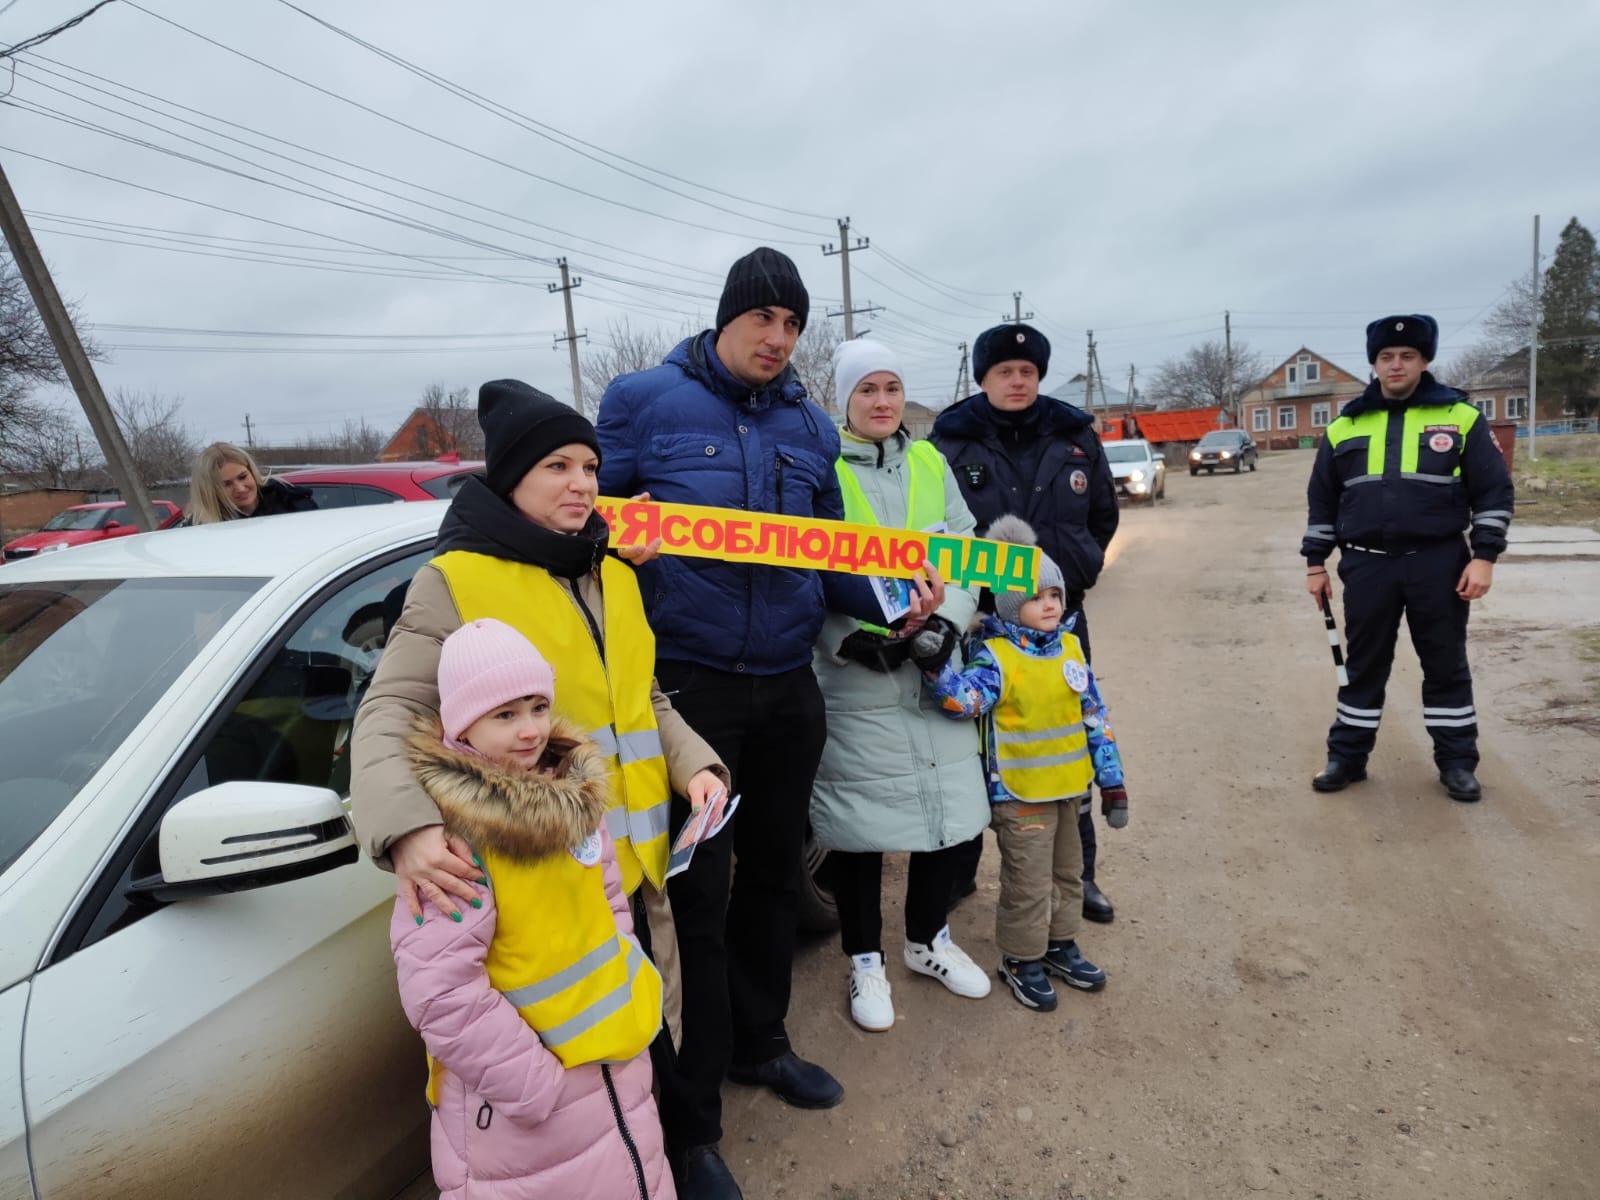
[41,508,106,532]
[1198,432,1238,447]
[1104,444,1151,463]
[0,576,262,874]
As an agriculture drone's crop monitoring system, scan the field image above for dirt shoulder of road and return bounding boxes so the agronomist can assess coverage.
[721,462,1600,1200]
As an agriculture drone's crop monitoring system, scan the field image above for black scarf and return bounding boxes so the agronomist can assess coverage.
[434,475,610,578]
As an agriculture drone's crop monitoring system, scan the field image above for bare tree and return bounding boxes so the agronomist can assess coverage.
[0,399,93,487]
[111,390,200,485]
[790,320,843,413]
[580,318,677,416]
[1149,339,1268,410]
[1480,272,1538,357]
[1434,342,1508,388]
[327,416,387,461]
[1,249,102,469]
[409,382,479,458]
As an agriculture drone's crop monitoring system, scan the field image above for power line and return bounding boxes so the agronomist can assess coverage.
[91,323,562,340]
[21,52,726,282]
[120,2,820,247]
[272,0,834,230]
[871,245,1011,301]
[0,0,117,59]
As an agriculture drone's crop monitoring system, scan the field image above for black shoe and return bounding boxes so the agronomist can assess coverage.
[1082,878,1114,923]
[1042,939,1107,991]
[1440,767,1482,803]
[998,956,1058,1011]
[678,1144,744,1200]
[1312,760,1367,792]
[727,1051,843,1110]
[948,876,978,910]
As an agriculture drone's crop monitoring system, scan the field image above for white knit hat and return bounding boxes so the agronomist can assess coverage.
[833,338,902,420]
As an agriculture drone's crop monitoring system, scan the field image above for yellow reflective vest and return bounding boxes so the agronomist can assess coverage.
[431,551,671,892]
[984,634,1094,801]
[835,437,947,635]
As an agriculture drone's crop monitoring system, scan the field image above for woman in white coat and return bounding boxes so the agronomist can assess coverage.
[811,340,993,1031]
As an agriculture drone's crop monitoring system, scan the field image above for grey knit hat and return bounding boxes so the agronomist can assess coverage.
[986,515,1065,626]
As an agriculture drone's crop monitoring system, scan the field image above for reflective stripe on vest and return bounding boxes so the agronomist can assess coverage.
[985,636,1095,801]
[483,843,662,1070]
[1325,401,1481,484]
[834,439,947,634]
[432,551,671,892]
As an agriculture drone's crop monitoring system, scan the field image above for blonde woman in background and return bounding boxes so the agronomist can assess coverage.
[187,442,317,524]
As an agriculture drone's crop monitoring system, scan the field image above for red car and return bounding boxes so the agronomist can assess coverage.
[3,500,184,563]
[277,459,483,509]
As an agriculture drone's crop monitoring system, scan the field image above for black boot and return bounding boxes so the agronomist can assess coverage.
[677,1144,744,1200]
[1312,760,1368,792]
[1081,878,1114,923]
[1439,767,1481,803]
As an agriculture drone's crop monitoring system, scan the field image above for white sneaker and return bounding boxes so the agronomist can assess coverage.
[848,953,895,1031]
[904,927,992,999]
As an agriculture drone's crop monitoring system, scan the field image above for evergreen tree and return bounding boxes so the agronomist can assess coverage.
[1538,217,1600,418]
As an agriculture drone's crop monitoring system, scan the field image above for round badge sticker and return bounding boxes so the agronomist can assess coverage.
[570,830,603,868]
[1429,432,1454,453]
[1062,658,1089,693]
[1070,469,1088,494]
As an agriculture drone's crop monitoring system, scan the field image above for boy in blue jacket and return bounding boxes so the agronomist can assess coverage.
[917,516,1129,1011]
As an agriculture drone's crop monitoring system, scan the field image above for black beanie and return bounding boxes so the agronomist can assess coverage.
[715,247,810,332]
[477,379,601,496]
[973,322,1050,384]
[1366,314,1438,363]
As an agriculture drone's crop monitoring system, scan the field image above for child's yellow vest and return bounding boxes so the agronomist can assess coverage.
[984,635,1094,801]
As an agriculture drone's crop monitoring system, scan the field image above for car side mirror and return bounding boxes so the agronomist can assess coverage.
[128,781,358,902]
[103,520,123,530]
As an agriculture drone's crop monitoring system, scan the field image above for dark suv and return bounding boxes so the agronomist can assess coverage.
[1189,430,1259,475]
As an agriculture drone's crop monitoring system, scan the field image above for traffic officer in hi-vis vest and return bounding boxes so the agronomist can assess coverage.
[1301,314,1515,802]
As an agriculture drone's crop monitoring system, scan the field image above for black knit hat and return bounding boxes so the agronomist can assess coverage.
[715,247,810,332]
[477,379,600,496]
[974,322,1051,384]
[1366,314,1438,363]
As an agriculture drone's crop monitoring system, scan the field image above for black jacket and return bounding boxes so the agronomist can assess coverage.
[1300,373,1515,564]
[251,478,319,518]
[930,393,1118,596]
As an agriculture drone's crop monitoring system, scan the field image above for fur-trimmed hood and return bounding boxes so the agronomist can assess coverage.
[406,715,610,862]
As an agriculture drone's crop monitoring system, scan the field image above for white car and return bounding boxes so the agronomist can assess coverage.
[0,503,452,1199]
[1104,438,1166,502]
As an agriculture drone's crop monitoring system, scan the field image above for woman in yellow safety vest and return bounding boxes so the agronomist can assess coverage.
[352,380,728,1038]
[810,340,995,1033]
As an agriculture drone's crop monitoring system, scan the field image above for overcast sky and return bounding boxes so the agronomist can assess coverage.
[3,0,1597,447]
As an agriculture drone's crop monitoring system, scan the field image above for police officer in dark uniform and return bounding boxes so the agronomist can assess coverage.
[932,323,1121,918]
[1301,314,1514,802]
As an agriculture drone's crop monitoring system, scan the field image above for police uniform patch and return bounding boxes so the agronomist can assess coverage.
[1062,658,1089,693]
[570,830,603,867]
[1429,432,1455,453]
[1070,469,1088,494]
[962,463,987,488]
[1016,331,1026,343]
[1395,321,1405,331]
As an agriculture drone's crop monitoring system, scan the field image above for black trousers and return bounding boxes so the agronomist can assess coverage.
[953,595,1100,888]
[833,844,966,957]
[1327,540,1477,771]
[648,660,827,1150]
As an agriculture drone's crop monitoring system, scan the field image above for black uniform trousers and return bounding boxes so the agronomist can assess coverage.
[950,594,1102,890]
[1328,539,1478,771]
[648,659,827,1151]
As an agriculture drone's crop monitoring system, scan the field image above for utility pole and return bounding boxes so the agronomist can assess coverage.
[1127,363,1137,409]
[1528,215,1540,462]
[0,160,159,530]
[1005,292,1035,324]
[953,341,970,404]
[821,217,879,338]
[243,413,255,449]
[1223,309,1236,428]
[548,257,587,413]
[1084,330,1095,412]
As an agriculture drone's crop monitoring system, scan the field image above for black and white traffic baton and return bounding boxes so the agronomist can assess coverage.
[1319,592,1349,687]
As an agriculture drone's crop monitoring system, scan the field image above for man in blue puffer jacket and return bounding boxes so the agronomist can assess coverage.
[599,247,872,1200]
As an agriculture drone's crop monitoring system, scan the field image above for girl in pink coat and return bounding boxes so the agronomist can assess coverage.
[389,618,675,1200]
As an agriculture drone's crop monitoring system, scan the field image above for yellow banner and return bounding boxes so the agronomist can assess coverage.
[596,497,1040,594]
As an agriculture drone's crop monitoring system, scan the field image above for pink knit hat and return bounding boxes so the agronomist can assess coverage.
[438,618,556,747]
